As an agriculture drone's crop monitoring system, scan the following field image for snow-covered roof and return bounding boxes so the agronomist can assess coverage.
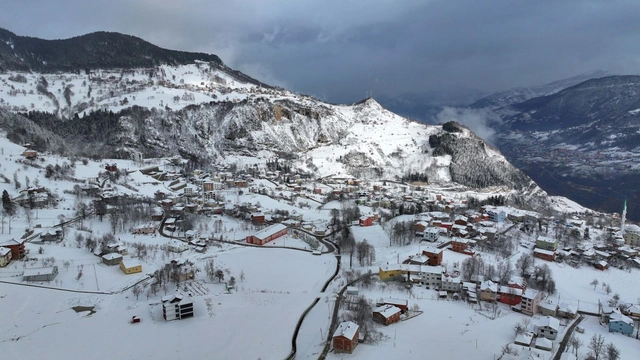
[522,288,539,299]
[252,224,287,240]
[373,304,401,318]
[610,311,633,325]
[333,321,359,339]
[383,298,408,306]
[0,247,10,256]
[420,265,443,274]
[538,300,557,312]
[514,331,534,346]
[0,238,22,246]
[534,248,555,256]
[480,280,498,292]
[498,286,523,296]
[537,316,559,331]
[121,258,142,269]
[102,253,123,260]
[558,303,577,314]
[422,246,442,254]
[380,263,402,272]
[535,336,553,349]
[425,227,441,234]
[626,224,640,233]
[23,266,57,277]
[536,236,557,244]
[597,260,608,267]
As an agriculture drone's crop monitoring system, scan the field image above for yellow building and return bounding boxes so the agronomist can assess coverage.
[379,264,403,281]
[120,258,142,275]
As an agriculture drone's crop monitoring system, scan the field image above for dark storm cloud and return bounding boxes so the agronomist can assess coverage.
[2,0,640,103]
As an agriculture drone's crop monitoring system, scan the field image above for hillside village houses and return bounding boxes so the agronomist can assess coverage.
[3,147,638,348]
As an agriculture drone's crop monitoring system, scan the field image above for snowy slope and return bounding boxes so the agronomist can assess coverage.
[0,62,258,118]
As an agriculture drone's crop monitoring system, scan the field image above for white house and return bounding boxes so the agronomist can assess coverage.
[537,316,560,340]
[424,227,440,242]
[162,293,194,321]
[419,266,443,289]
[168,240,189,253]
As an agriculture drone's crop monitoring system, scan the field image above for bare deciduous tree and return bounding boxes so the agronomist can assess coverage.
[588,334,606,360]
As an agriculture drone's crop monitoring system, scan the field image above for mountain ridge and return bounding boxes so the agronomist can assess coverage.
[0,27,542,200]
[494,75,640,219]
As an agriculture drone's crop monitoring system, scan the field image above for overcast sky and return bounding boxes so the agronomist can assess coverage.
[3,0,640,103]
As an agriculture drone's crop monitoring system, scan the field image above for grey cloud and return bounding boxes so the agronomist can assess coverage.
[2,0,640,104]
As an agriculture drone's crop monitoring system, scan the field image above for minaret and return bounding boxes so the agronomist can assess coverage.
[621,199,627,236]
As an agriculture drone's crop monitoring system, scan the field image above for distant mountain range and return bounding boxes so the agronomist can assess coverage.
[493,75,640,220]
[0,28,539,199]
[470,70,609,109]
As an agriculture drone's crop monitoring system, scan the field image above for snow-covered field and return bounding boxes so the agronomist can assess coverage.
[0,246,336,360]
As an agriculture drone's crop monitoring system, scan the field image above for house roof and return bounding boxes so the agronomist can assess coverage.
[420,265,443,274]
[425,227,441,234]
[102,253,123,260]
[522,288,539,300]
[252,224,287,240]
[537,236,557,244]
[538,316,560,331]
[610,311,633,325]
[514,331,534,346]
[538,300,557,312]
[0,247,10,256]
[333,321,359,339]
[422,246,443,254]
[380,263,402,272]
[498,286,523,296]
[23,266,57,277]
[558,303,577,314]
[480,280,498,292]
[121,258,142,269]
[535,337,553,349]
[373,304,401,318]
[383,298,408,306]
[0,238,23,247]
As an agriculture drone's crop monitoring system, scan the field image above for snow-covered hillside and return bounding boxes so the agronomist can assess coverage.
[0,62,259,118]
[1,64,535,193]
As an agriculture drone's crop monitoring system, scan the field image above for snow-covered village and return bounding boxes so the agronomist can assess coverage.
[0,132,639,360]
[1,9,640,359]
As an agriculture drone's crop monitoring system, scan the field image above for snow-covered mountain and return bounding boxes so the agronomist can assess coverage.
[0,29,537,194]
[470,70,608,109]
[494,75,640,219]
